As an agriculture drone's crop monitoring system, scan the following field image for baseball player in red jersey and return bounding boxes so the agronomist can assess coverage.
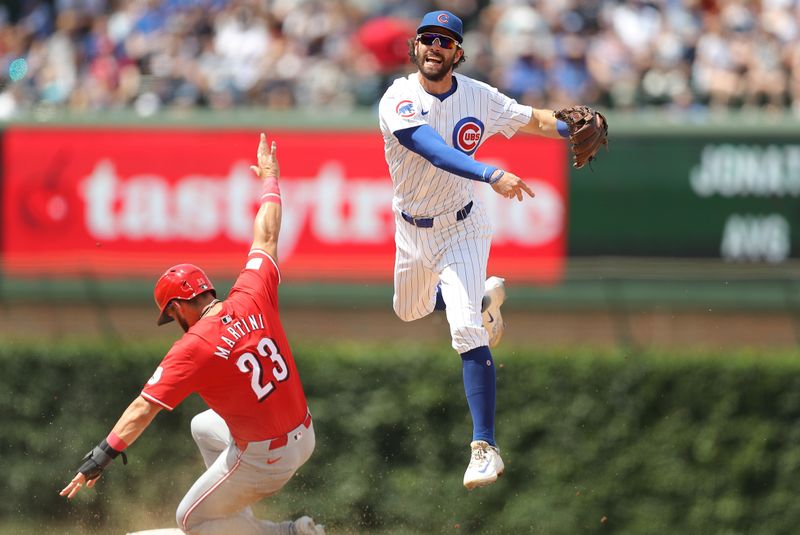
[60,134,325,535]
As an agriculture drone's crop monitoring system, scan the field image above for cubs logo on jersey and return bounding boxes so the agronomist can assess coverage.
[453,117,485,155]
[396,100,416,118]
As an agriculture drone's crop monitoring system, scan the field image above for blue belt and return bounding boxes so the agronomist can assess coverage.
[401,201,473,228]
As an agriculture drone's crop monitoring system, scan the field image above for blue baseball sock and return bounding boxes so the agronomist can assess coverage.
[434,284,446,311]
[461,346,496,446]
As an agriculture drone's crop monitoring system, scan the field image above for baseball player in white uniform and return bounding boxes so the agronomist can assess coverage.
[379,10,576,489]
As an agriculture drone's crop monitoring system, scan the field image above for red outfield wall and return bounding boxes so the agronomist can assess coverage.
[3,128,566,283]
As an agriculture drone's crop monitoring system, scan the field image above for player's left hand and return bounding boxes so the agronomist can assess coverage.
[554,105,608,169]
[60,472,99,500]
[491,171,535,202]
[250,132,279,179]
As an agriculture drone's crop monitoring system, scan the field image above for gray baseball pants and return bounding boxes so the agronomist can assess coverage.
[175,409,315,535]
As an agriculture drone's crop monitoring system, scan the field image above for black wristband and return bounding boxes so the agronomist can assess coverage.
[77,439,127,481]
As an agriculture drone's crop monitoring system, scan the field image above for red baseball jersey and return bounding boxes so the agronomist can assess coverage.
[141,248,308,444]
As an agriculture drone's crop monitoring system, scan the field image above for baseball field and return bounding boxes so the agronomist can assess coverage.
[4,0,800,530]
[1,111,799,534]
[4,330,800,534]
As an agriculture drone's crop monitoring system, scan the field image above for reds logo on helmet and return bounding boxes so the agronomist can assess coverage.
[396,100,416,118]
[452,117,485,155]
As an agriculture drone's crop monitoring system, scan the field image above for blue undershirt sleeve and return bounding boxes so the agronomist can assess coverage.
[394,125,499,183]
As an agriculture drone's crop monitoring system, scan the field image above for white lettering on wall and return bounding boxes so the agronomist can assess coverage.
[720,214,790,263]
[690,144,800,197]
[79,159,566,255]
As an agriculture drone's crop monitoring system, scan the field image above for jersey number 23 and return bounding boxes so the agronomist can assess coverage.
[236,337,289,401]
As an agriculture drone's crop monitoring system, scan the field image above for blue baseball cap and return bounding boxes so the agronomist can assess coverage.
[417,10,463,43]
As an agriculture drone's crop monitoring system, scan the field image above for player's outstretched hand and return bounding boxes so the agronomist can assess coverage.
[60,472,98,500]
[491,171,535,202]
[249,133,279,179]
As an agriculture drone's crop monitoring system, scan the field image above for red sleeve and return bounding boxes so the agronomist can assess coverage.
[228,248,281,308]
[141,337,199,411]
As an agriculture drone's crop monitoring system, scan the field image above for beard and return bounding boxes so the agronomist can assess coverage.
[176,314,190,332]
[416,51,456,82]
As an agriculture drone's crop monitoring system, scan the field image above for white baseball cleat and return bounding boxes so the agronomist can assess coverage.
[292,515,326,535]
[463,440,505,490]
[482,276,506,348]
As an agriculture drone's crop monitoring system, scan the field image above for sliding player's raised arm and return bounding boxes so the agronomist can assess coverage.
[249,133,282,262]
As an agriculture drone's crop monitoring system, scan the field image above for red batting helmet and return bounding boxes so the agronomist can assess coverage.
[153,263,216,326]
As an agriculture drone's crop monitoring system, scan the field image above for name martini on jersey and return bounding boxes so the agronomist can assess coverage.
[213,313,267,359]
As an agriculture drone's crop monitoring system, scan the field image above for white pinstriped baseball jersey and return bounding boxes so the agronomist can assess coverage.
[379,72,532,218]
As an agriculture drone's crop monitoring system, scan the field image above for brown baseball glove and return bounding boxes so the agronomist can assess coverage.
[554,105,609,169]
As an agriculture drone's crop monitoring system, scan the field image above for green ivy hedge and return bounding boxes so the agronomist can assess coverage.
[2,341,800,534]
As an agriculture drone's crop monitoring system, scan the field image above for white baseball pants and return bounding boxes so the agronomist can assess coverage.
[175,409,315,535]
[393,200,491,353]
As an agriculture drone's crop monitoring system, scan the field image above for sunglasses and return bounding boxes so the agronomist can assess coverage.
[416,32,459,50]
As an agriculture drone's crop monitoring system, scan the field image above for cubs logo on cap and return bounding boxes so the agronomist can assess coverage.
[417,10,463,43]
[452,117,484,155]
[396,99,416,118]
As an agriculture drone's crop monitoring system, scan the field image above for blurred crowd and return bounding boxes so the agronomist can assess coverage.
[1,0,800,117]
